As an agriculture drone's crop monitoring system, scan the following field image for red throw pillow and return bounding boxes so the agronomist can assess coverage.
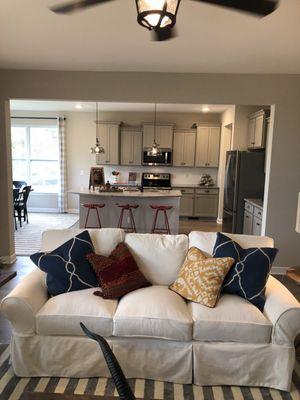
[86,242,151,299]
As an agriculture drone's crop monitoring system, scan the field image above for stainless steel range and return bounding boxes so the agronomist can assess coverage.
[141,173,171,190]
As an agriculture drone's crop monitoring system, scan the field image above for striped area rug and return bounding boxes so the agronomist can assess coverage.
[0,345,299,400]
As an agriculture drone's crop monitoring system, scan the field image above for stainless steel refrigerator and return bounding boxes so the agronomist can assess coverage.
[222,150,265,234]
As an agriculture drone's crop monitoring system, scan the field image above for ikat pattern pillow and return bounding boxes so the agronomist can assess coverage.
[30,230,98,296]
[87,242,151,299]
[213,232,278,311]
[169,247,235,308]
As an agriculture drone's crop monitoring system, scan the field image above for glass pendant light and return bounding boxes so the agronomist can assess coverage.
[135,0,181,31]
[148,103,162,156]
[90,102,105,154]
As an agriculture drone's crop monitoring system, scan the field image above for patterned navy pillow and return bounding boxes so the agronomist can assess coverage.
[212,232,278,311]
[30,230,98,296]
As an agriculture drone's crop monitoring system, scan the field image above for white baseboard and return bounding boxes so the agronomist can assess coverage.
[67,209,79,214]
[271,266,287,275]
[28,208,59,213]
[217,218,223,224]
[0,253,17,265]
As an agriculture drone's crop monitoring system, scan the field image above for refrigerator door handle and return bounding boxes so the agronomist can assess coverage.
[224,154,231,208]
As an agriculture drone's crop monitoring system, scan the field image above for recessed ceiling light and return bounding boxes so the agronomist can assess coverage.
[75,104,83,110]
[202,106,210,113]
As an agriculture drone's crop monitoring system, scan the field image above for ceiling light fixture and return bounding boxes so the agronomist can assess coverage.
[90,102,105,155]
[202,106,210,113]
[75,104,83,109]
[135,0,181,32]
[148,103,162,157]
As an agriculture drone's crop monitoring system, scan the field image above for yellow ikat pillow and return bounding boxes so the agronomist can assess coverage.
[169,247,235,308]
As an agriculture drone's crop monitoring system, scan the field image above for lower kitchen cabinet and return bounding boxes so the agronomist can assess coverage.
[243,199,263,235]
[178,187,219,218]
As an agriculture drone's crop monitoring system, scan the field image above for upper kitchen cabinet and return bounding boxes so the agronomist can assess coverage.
[195,126,221,167]
[143,123,173,149]
[96,121,121,165]
[120,128,142,166]
[173,130,196,167]
[247,110,269,150]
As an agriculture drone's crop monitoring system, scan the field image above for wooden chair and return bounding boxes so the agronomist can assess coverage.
[14,186,32,228]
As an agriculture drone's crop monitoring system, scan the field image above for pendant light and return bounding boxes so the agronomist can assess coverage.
[135,0,181,31]
[148,103,162,156]
[90,102,105,155]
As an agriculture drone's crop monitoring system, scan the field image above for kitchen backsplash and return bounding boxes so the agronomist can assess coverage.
[102,165,218,186]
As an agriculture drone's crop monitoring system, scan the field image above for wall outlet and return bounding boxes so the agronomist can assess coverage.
[80,170,84,176]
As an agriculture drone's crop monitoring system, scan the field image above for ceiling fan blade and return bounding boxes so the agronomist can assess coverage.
[191,0,278,16]
[152,26,177,42]
[50,0,114,14]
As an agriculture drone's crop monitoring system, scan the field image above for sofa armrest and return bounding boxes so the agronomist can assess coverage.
[264,275,300,346]
[1,268,48,335]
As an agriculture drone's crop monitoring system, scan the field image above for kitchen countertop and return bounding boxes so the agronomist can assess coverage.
[172,184,219,189]
[244,198,264,209]
[69,189,182,198]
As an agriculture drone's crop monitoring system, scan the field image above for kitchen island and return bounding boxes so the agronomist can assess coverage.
[70,189,182,234]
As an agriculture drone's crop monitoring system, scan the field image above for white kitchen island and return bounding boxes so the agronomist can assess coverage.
[70,189,182,234]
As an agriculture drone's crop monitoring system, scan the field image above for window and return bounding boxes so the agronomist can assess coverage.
[11,124,60,193]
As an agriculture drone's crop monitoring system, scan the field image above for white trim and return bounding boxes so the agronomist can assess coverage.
[67,209,79,214]
[28,207,59,213]
[0,253,17,265]
[271,266,287,275]
[217,218,223,224]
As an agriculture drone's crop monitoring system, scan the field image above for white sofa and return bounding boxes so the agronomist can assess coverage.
[1,228,300,391]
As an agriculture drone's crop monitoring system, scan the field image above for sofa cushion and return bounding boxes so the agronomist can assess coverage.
[124,233,188,285]
[42,228,125,255]
[31,230,98,297]
[169,247,234,307]
[113,285,193,341]
[87,243,151,299]
[189,293,272,344]
[188,231,274,256]
[36,288,117,337]
[213,232,278,311]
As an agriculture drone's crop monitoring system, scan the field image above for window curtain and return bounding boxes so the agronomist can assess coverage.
[58,117,67,212]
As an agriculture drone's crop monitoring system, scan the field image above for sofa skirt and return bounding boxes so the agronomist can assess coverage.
[11,335,294,390]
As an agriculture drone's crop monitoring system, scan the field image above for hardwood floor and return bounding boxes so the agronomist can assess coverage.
[179,217,221,234]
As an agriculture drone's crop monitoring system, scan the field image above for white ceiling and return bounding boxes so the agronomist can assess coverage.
[10,100,230,113]
[1,0,299,73]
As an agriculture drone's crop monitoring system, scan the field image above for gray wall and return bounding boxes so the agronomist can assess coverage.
[0,70,300,268]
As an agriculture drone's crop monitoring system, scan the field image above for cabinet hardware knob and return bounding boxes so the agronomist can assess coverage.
[256,223,261,226]
[205,190,210,193]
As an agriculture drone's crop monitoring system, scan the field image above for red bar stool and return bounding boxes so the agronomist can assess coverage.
[116,204,139,233]
[82,203,105,228]
[150,205,173,234]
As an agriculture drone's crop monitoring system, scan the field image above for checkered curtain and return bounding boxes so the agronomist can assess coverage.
[58,117,67,213]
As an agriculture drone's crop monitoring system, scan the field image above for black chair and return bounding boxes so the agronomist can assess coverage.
[14,185,31,228]
[13,188,20,230]
[13,180,27,189]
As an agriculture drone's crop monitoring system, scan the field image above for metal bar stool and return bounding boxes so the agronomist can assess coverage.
[82,203,105,228]
[150,205,173,234]
[116,204,139,233]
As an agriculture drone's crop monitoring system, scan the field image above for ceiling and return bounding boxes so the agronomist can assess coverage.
[1,0,300,73]
[10,100,230,113]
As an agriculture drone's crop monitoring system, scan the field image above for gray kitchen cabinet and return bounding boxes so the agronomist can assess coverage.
[196,126,221,167]
[120,129,142,166]
[243,199,263,235]
[252,215,262,236]
[173,131,196,167]
[248,110,269,150]
[194,188,219,217]
[180,194,195,217]
[143,123,173,149]
[96,121,120,165]
[243,210,253,235]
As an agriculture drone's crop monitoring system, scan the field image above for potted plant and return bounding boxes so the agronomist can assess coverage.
[112,170,120,184]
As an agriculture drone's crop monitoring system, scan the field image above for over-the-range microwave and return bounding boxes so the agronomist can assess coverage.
[142,149,172,166]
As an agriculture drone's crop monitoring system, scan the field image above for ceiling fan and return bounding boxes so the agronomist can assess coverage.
[50,0,279,41]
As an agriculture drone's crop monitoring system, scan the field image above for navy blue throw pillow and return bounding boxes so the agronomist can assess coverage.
[30,230,98,296]
[212,232,278,311]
